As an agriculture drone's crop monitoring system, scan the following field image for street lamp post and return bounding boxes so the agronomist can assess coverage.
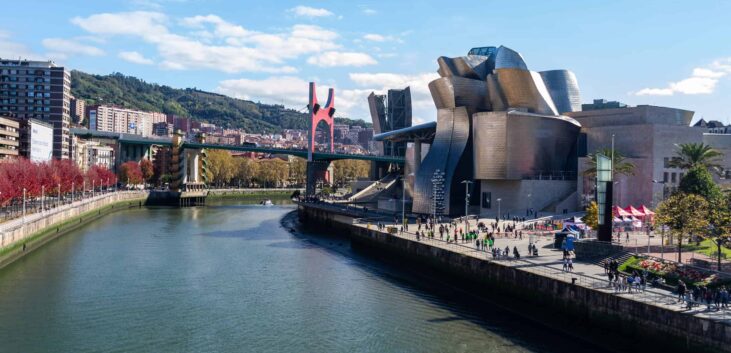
[497,198,502,221]
[527,193,532,219]
[652,179,667,259]
[402,175,406,227]
[58,183,60,207]
[461,180,473,231]
[41,185,44,212]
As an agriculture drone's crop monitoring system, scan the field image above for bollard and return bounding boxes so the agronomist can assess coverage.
[572,277,577,285]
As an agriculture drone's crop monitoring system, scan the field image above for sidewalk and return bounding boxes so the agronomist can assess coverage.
[361,218,731,324]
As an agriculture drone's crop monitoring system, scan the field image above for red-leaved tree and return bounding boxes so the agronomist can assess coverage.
[118,161,143,186]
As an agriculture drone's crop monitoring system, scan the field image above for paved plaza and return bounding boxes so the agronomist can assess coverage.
[355,215,731,324]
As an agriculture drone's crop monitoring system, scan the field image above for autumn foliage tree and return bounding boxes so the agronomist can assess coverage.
[118,161,143,187]
[0,158,115,206]
[140,159,154,184]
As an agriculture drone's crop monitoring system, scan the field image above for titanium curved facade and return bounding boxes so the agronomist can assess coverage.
[494,68,558,115]
[472,111,580,180]
[429,76,491,113]
[412,107,472,215]
[410,45,582,216]
[540,70,582,114]
[437,56,492,81]
[494,46,528,70]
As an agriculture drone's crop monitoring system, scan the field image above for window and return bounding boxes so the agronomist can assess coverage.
[671,173,677,183]
[482,192,492,209]
[679,173,684,181]
[663,157,669,168]
[663,172,669,183]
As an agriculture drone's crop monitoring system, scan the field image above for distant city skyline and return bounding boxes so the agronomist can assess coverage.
[1,0,730,123]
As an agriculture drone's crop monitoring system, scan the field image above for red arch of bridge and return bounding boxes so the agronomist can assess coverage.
[308,82,335,161]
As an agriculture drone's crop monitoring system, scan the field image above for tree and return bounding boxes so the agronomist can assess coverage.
[668,142,723,172]
[656,193,709,262]
[289,157,307,186]
[583,148,635,178]
[678,164,722,201]
[256,158,289,187]
[206,150,236,186]
[333,160,371,185]
[140,159,154,184]
[708,195,731,270]
[118,161,143,186]
[234,157,259,187]
[582,201,599,230]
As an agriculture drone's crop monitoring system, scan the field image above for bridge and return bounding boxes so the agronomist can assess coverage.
[71,129,404,164]
[72,82,405,199]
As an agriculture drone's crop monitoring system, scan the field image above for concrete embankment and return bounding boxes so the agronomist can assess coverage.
[298,203,731,353]
[0,191,148,269]
[206,188,302,199]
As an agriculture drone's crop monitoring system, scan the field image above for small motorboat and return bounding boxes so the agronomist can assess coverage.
[260,199,273,206]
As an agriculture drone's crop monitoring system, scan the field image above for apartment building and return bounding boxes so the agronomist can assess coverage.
[88,105,166,137]
[0,59,71,159]
[0,116,19,159]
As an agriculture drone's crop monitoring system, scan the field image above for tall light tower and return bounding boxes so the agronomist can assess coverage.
[461,180,473,231]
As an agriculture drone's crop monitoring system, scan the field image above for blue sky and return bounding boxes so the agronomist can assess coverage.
[2,0,730,124]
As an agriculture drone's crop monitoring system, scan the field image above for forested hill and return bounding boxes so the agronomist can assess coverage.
[70,71,371,134]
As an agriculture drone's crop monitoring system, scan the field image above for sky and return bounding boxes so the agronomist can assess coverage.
[2,0,730,125]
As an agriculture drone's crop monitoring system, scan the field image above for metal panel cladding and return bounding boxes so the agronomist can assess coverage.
[367,92,386,155]
[473,111,581,180]
[495,68,558,115]
[540,70,582,113]
[437,56,492,80]
[429,77,491,113]
[494,46,528,70]
[412,107,471,215]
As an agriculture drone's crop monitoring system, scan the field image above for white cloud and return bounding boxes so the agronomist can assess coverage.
[362,8,377,15]
[71,12,346,73]
[215,71,440,121]
[216,76,310,107]
[41,38,105,58]
[0,31,42,60]
[363,34,385,42]
[635,60,731,96]
[119,51,154,64]
[343,72,440,121]
[307,51,377,67]
[287,6,334,17]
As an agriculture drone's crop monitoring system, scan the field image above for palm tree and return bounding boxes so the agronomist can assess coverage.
[668,143,723,172]
[583,148,635,178]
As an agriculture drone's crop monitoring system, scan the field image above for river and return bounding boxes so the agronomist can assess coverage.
[0,200,608,352]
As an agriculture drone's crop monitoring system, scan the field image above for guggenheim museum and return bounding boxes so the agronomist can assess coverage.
[372,45,731,218]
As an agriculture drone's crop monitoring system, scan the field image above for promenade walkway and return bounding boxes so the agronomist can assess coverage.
[353,216,731,325]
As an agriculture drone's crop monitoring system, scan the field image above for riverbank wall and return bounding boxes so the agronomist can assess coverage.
[297,202,731,353]
[0,191,148,269]
[207,188,302,199]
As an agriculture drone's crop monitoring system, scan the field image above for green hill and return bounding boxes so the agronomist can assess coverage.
[70,71,370,134]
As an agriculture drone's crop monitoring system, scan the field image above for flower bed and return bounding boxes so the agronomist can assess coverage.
[621,256,731,288]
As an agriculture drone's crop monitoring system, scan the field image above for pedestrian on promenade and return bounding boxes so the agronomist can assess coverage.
[567,258,574,272]
[563,258,569,272]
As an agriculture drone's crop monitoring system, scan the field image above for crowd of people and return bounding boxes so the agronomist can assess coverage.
[676,281,730,311]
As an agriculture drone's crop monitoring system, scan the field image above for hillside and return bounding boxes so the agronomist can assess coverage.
[70,71,371,134]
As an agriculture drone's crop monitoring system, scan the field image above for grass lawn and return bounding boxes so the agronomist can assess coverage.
[682,238,731,259]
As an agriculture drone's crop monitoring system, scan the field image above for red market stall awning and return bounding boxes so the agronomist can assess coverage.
[639,205,655,216]
[624,206,645,217]
[613,206,631,217]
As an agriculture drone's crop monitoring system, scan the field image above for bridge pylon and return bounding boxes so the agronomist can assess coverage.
[306,82,336,196]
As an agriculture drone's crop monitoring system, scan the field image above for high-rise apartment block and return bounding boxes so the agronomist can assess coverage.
[0,59,71,159]
[70,95,86,124]
[88,105,167,137]
[0,116,20,159]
